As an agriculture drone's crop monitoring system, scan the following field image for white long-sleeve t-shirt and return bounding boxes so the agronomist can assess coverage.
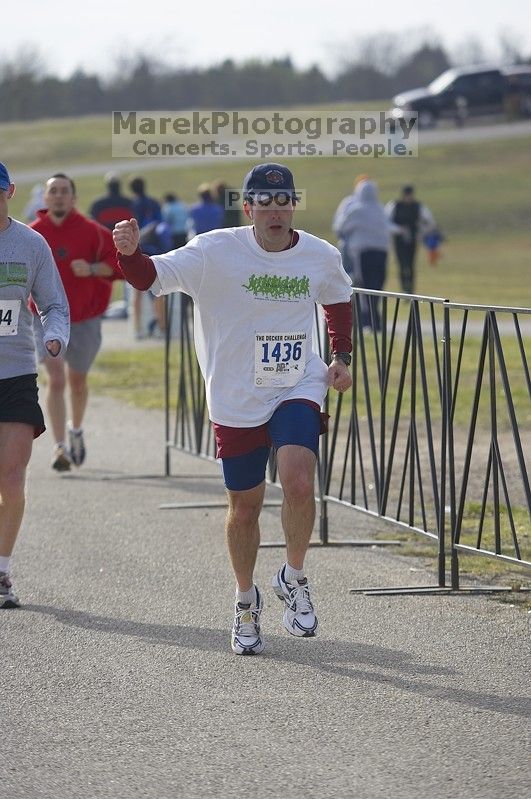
[151,226,352,427]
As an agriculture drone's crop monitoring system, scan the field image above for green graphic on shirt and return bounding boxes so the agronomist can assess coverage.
[0,262,28,288]
[242,273,310,300]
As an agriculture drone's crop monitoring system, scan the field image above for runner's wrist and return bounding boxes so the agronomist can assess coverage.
[331,352,351,367]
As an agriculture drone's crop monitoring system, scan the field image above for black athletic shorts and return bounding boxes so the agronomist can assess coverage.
[0,373,46,438]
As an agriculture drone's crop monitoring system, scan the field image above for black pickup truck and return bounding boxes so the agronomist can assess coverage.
[390,64,531,128]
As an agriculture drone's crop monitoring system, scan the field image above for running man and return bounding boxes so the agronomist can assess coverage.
[0,162,69,608]
[113,163,353,654]
[31,174,122,471]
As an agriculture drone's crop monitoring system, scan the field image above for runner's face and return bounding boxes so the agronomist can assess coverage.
[244,196,295,252]
[45,177,75,219]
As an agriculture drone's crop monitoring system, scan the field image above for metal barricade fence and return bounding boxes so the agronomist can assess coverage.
[163,289,530,593]
[444,301,530,589]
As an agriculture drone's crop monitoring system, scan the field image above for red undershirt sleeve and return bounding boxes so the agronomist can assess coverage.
[117,248,157,291]
[322,301,352,354]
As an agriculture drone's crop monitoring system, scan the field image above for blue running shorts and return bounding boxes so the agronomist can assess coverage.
[218,401,322,491]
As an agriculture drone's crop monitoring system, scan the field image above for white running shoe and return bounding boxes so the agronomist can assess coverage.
[0,571,20,609]
[231,587,265,655]
[68,423,86,467]
[52,443,72,472]
[272,565,318,637]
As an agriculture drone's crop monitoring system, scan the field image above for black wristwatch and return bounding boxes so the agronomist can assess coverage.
[332,352,352,367]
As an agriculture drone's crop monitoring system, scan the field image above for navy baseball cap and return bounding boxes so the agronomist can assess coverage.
[0,162,11,191]
[242,163,298,203]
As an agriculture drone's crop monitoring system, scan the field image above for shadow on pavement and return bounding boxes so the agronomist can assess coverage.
[58,470,223,495]
[23,604,531,720]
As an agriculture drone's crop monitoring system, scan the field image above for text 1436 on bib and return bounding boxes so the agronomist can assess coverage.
[254,332,307,388]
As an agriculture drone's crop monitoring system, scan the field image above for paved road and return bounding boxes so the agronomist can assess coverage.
[2,385,530,798]
[11,119,531,185]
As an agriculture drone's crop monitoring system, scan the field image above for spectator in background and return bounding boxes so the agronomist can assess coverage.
[188,183,224,236]
[23,184,45,223]
[129,177,163,337]
[129,176,162,228]
[90,173,133,230]
[31,174,122,471]
[335,179,403,331]
[162,193,189,249]
[90,173,133,319]
[332,174,370,277]
[385,185,436,295]
[211,180,242,228]
[423,228,445,266]
[138,218,173,337]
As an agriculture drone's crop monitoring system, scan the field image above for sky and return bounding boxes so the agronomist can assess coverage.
[3,0,529,79]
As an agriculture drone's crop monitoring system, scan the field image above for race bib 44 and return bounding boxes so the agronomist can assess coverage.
[254,331,307,388]
[0,300,21,336]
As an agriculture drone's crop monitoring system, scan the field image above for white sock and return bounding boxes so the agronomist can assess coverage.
[0,556,11,574]
[68,421,83,434]
[284,562,305,584]
[236,585,257,606]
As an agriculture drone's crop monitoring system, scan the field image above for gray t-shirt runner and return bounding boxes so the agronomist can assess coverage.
[0,218,70,379]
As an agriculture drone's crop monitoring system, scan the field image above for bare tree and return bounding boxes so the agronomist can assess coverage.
[498,28,524,64]
[331,26,442,76]
[450,36,491,67]
[0,44,48,81]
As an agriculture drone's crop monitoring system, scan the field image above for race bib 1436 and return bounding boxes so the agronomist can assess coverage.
[254,331,307,388]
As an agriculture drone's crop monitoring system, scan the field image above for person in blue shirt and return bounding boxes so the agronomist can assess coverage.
[129,177,162,229]
[162,193,190,249]
[138,219,173,338]
[128,177,164,337]
[188,183,224,236]
[211,180,242,228]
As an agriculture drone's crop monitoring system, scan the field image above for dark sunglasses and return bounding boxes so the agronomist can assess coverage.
[250,191,296,207]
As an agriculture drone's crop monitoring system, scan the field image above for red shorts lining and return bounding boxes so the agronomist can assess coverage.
[213,399,328,459]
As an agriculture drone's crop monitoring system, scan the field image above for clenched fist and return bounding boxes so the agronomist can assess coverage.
[45,339,61,357]
[327,359,352,393]
[113,218,140,256]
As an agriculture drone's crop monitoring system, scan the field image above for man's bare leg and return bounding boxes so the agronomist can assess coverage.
[43,356,66,444]
[226,480,266,654]
[153,296,166,333]
[276,444,316,569]
[67,367,89,430]
[225,481,265,591]
[133,288,143,337]
[272,444,318,637]
[0,423,33,558]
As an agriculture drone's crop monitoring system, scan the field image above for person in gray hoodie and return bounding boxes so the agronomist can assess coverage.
[334,179,404,330]
[0,162,69,608]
